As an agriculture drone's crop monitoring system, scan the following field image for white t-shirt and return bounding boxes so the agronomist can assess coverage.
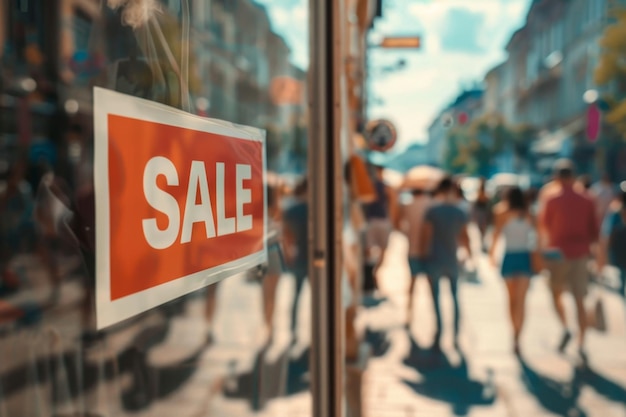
[591,182,615,222]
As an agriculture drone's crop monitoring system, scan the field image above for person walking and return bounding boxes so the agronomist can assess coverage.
[540,159,599,362]
[362,163,398,294]
[598,182,626,297]
[591,173,616,224]
[472,178,492,252]
[489,186,537,356]
[419,177,471,350]
[399,188,433,329]
[283,178,309,337]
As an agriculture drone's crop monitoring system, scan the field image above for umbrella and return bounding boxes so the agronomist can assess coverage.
[487,173,521,196]
[382,168,404,189]
[489,173,520,188]
[402,165,446,191]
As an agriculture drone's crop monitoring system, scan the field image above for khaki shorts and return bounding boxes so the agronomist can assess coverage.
[365,218,392,252]
[545,257,589,298]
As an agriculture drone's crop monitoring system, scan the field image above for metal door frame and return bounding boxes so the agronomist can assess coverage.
[309,0,345,416]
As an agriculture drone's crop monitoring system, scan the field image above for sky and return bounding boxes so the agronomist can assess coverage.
[256,0,532,147]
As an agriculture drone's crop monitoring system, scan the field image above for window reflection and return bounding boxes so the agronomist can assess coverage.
[1,0,310,415]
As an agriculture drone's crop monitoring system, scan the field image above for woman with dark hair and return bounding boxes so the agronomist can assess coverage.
[598,182,626,297]
[471,178,492,251]
[489,186,537,355]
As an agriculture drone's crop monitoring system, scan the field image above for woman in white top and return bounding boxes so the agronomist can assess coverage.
[489,186,537,356]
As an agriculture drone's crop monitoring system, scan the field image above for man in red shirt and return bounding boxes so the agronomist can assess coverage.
[540,159,599,362]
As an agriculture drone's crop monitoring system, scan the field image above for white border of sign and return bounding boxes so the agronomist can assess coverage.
[94,87,267,329]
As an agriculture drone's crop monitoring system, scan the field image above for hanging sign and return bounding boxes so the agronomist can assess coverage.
[586,102,601,143]
[364,119,397,152]
[94,88,267,329]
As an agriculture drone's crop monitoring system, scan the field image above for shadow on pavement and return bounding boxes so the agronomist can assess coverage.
[519,358,626,416]
[363,327,392,358]
[0,314,210,413]
[576,365,626,405]
[519,358,586,417]
[361,295,388,309]
[223,344,310,411]
[402,335,496,416]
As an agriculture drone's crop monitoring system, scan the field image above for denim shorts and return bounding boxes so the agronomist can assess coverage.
[408,257,426,277]
[501,251,533,278]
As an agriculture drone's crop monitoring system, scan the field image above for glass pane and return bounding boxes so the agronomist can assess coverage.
[0,0,311,415]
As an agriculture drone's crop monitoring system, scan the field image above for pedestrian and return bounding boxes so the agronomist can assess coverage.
[283,178,309,338]
[419,177,471,350]
[591,173,616,225]
[472,177,492,252]
[540,159,599,362]
[260,183,285,342]
[578,175,593,192]
[362,163,398,295]
[597,181,626,297]
[398,187,433,329]
[525,187,539,218]
[489,186,538,356]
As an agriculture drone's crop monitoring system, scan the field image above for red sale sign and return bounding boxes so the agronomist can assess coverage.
[94,88,267,329]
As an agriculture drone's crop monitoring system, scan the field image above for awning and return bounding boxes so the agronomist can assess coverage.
[531,117,584,155]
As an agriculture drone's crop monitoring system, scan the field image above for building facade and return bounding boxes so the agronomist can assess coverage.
[452,0,623,181]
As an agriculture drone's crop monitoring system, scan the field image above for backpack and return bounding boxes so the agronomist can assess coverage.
[608,210,626,269]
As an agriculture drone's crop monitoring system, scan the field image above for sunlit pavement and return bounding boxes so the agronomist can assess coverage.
[357,230,626,417]
[118,228,626,417]
[6,230,626,417]
[128,272,314,417]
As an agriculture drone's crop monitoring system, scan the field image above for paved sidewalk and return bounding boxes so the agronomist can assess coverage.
[357,231,626,417]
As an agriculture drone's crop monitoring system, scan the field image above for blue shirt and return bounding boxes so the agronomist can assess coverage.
[424,203,468,270]
[363,179,388,220]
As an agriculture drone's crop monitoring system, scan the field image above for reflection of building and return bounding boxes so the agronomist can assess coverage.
[1,0,69,177]
[426,89,484,166]
[185,1,307,173]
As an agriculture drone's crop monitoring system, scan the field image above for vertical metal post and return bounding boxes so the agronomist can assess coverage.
[309,0,344,416]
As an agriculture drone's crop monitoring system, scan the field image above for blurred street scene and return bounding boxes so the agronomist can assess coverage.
[2,0,626,416]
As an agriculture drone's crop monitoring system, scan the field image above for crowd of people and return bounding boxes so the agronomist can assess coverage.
[361,158,626,363]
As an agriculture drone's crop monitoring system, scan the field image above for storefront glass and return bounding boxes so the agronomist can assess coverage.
[0,0,313,415]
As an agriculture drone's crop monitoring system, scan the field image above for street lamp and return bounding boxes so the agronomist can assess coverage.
[583,89,599,104]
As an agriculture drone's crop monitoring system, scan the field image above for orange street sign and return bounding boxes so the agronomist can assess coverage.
[379,36,421,49]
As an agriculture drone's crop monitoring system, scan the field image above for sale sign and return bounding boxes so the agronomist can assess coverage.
[94,88,266,329]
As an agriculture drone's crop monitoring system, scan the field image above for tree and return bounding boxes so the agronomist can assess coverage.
[443,114,527,176]
[595,3,626,138]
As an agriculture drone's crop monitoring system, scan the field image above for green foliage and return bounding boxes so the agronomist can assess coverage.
[595,3,626,138]
[443,115,536,176]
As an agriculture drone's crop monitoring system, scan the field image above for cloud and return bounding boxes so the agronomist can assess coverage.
[407,0,529,53]
[369,53,494,143]
[440,8,486,53]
